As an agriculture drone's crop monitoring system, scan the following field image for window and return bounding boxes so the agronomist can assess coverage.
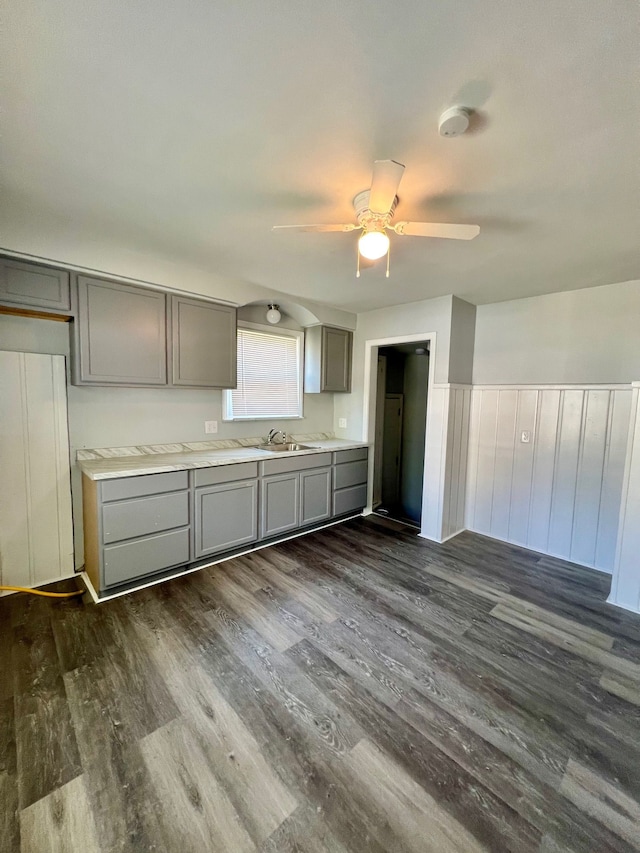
[223,324,304,420]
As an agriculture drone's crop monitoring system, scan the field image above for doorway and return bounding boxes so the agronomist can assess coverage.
[373,342,430,527]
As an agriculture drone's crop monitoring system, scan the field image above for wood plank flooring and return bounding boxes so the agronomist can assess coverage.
[2,516,640,852]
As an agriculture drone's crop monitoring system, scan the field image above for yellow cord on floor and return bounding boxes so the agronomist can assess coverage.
[0,585,84,598]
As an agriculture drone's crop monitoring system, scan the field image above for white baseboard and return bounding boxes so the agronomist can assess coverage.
[465,527,613,574]
[81,513,364,603]
[606,594,640,615]
[418,528,465,544]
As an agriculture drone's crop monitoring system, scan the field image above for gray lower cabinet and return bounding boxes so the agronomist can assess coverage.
[0,256,71,315]
[74,276,167,385]
[195,479,258,557]
[260,455,333,538]
[300,467,332,525]
[82,470,191,592]
[333,447,368,516]
[305,325,352,393]
[170,295,236,388]
[82,449,368,596]
[261,472,300,538]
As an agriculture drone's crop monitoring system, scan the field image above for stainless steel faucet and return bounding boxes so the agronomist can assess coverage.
[267,429,287,445]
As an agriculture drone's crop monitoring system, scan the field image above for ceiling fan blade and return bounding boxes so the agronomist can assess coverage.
[368,160,405,214]
[272,223,357,233]
[393,222,480,240]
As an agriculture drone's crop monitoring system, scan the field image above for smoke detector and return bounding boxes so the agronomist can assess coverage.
[438,107,470,137]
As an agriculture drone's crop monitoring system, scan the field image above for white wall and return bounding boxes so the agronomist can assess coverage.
[449,297,476,385]
[474,279,640,385]
[334,294,474,542]
[0,314,335,449]
[334,294,454,441]
[465,385,632,573]
[0,312,336,566]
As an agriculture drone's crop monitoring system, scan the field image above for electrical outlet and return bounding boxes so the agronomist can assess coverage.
[338,418,347,429]
[205,420,218,434]
[521,430,531,444]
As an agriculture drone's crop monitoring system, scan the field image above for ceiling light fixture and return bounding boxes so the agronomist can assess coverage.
[265,303,281,324]
[358,229,390,261]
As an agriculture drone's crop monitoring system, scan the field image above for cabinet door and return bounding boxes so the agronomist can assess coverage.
[322,327,352,392]
[195,479,258,558]
[261,473,299,538]
[300,467,332,526]
[171,295,236,387]
[75,277,167,385]
[0,258,71,313]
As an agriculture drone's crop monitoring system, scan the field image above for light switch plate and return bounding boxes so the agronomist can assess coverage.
[205,420,218,434]
[521,430,531,443]
[338,418,347,429]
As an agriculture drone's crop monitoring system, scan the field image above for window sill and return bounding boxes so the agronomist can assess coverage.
[222,415,305,423]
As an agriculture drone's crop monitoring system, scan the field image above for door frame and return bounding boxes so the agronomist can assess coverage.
[362,332,437,538]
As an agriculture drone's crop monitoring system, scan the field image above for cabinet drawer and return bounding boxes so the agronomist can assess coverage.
[333,447,368,464]
[102,491,189,544]
[195,480,258,557]
[103,527,190,587]
[333,484,367,516]
[193,462,258,487]
[101,471,188,502]
[334,459,368,490]
[261,452,331,476]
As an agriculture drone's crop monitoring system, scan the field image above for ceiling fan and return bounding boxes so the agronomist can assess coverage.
[272,160,480,276]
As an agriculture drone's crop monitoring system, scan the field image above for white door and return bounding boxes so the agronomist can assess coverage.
[0,351,74,593]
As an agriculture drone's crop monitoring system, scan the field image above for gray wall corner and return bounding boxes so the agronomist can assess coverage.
[448,296,476,385]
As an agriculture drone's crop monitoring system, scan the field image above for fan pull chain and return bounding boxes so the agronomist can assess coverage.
[356,246,361,278]
[386,244,391,278]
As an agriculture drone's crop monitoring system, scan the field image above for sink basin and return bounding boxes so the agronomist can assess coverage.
[257,443,315,452]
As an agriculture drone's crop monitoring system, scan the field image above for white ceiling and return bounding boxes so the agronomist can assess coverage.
[2,1,638,312]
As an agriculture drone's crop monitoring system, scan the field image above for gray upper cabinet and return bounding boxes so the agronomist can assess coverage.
[73,276,167,385]
[304,325,352,393]
[0,257,71,315]
[170,295,236,388]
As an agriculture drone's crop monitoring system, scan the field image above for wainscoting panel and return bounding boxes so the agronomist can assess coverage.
[421,385,471,542]
[421,385,448,541]
[441,386,472,540]
[465,386,632,573]
[0,351,75,592]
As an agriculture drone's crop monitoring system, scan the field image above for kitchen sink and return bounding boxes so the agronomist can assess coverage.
[257,443,315,452]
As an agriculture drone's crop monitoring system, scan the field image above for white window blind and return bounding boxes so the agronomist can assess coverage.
[224,327,303,420]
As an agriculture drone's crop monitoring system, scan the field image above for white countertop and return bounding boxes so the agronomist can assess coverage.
[78,439,369,480]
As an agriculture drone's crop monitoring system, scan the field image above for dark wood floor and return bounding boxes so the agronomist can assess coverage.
[2,517,640,852]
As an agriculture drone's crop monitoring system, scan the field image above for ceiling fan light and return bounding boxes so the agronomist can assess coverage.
[358,230,390,261]
[265,303,281,324]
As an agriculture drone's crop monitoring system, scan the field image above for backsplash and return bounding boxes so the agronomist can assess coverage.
[77,432,335,461]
